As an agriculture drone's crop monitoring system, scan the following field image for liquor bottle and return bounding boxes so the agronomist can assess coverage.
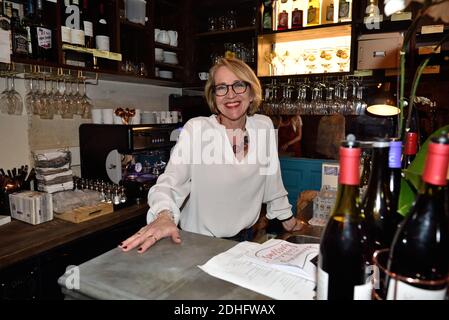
[31,0,53,61]
[307,0,320,26]
[317,135,373,300]
[277,0,291,30]
[272,0,279,31]
[387,140,403,223]
[95,1,110,51]
[321,0,336,24]
[22,0,34,58]
[362,139,397,250]
[386,133,449,300]
[291,0,303,29]
[338,0,352,22]
[81,0,93,48]
[401,132,418,169]
[261,0,273,31]
[11,9,29,57]
[0,0,11,31]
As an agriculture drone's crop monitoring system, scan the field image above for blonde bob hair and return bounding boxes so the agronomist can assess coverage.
[204,58,262,116]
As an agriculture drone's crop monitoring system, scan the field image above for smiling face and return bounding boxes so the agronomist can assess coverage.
[214,66,254,124]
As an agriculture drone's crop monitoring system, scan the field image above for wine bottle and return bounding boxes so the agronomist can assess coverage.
[388,140,403,222]
[317,134,373,300]
[82,0,93,49]
[386,133,449,300]
[362,139,397,250]
[22,0,34,58]
[402,132,418,169]
[31,0,53,61]
[95,1,110,51]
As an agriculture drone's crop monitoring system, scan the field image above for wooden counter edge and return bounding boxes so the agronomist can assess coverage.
[0,204,149,270]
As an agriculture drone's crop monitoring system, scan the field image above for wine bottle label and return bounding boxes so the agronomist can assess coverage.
[14,34,29,55]
[71,28,85,46]
[316,266,328,300]
[83,21,93,37]
[387,279,448,300]
[317,266,373,300]
[326,5,334,22]
[61,25,72,43]
[389,141,402,169]
[278,11,288,29]
[353,280,372,300]
[26,26,32,54]
[292,9,303,26]
[37,27,52,49]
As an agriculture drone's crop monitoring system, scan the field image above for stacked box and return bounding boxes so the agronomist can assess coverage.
[9,191,53,225]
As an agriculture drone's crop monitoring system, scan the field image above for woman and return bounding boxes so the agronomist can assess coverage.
[278,115,303,157]
[120,58,303,253]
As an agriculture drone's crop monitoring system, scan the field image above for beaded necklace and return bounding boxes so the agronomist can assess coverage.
[218,114,249,156]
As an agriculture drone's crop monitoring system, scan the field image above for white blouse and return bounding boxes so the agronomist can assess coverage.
[146,114,293,238]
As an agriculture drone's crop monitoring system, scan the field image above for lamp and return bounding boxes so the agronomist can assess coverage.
[366,82,401,116]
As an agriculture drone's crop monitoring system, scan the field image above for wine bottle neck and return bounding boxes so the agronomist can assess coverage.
[367,146,389,185]
[331,184,361,219]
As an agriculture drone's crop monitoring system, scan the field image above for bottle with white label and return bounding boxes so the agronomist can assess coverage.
[82,0,94,49]
[386,134,449,300]
[317,135,374,300]
[31,0,53,61]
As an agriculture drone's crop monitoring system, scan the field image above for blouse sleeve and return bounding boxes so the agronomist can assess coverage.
[146,120,194,225]
[262,118,293,221]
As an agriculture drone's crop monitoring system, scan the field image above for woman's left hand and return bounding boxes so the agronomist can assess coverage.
[281,216,304,232]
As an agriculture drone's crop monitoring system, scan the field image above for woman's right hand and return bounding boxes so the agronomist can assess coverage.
[118,210,181,253]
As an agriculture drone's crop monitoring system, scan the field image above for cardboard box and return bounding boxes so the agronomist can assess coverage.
[9,191,53,225]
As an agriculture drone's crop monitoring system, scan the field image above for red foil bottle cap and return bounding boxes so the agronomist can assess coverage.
[404,132,418,155]
[339,146,361,186]
[422,142,449,186]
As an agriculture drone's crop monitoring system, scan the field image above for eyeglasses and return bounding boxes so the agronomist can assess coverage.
[214,81,249,97]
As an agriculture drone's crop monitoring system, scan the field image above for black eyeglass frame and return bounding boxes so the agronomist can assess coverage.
[213,81,249,97]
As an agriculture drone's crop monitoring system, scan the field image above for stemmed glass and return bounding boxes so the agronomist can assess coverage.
[8,76,23,115]
[60,80,74,119]
[73,81,84,116]
[0,77,9,114]
[80,80,93,119]
[25,78,37,116]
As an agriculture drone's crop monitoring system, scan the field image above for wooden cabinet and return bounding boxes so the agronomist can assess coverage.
[185,0,258,87]
[6,0,188,86]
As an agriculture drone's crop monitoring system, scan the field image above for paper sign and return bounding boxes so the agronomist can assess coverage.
[0,30,11,64]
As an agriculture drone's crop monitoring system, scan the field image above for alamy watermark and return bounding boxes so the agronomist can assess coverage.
[170,122,280,176]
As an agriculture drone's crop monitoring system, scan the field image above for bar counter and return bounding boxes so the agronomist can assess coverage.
[0,204,148,270]
[58,230,268,300]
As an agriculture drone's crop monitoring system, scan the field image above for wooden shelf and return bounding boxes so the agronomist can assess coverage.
[195,26,256,38]
[154,42,183,52]
[120,19,150,32]
[11,56,60,69]
[261,22,352,36]
[155,62,184,70]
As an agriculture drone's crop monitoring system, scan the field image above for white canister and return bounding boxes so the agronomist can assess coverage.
[96,35,110,51]
[130,109,141,124]
[91,109,102,124]
[102,109,114,124]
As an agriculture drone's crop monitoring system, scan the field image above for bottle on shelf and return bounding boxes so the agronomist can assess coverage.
[291,0,303,29]
[82,0,94,49]
[386,133,449,300]
[307,0,321,26]
[22,0,34,58]
[0,0,11,32]
[95,1,110,51]
[401,132,418,169]
[261,0,273,31]
[31,0,54,61]
[338,0,352,22]
[361,139,398,251]
[321,0,336,24]
[317,134,373,300]
[272,0,279,31]
[11,9,29,58]
[277,0,291,30]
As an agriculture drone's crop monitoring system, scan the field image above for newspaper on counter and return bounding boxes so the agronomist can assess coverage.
[198,239,319,300]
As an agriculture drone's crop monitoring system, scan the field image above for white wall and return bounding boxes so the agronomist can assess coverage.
[0,77,182,173]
